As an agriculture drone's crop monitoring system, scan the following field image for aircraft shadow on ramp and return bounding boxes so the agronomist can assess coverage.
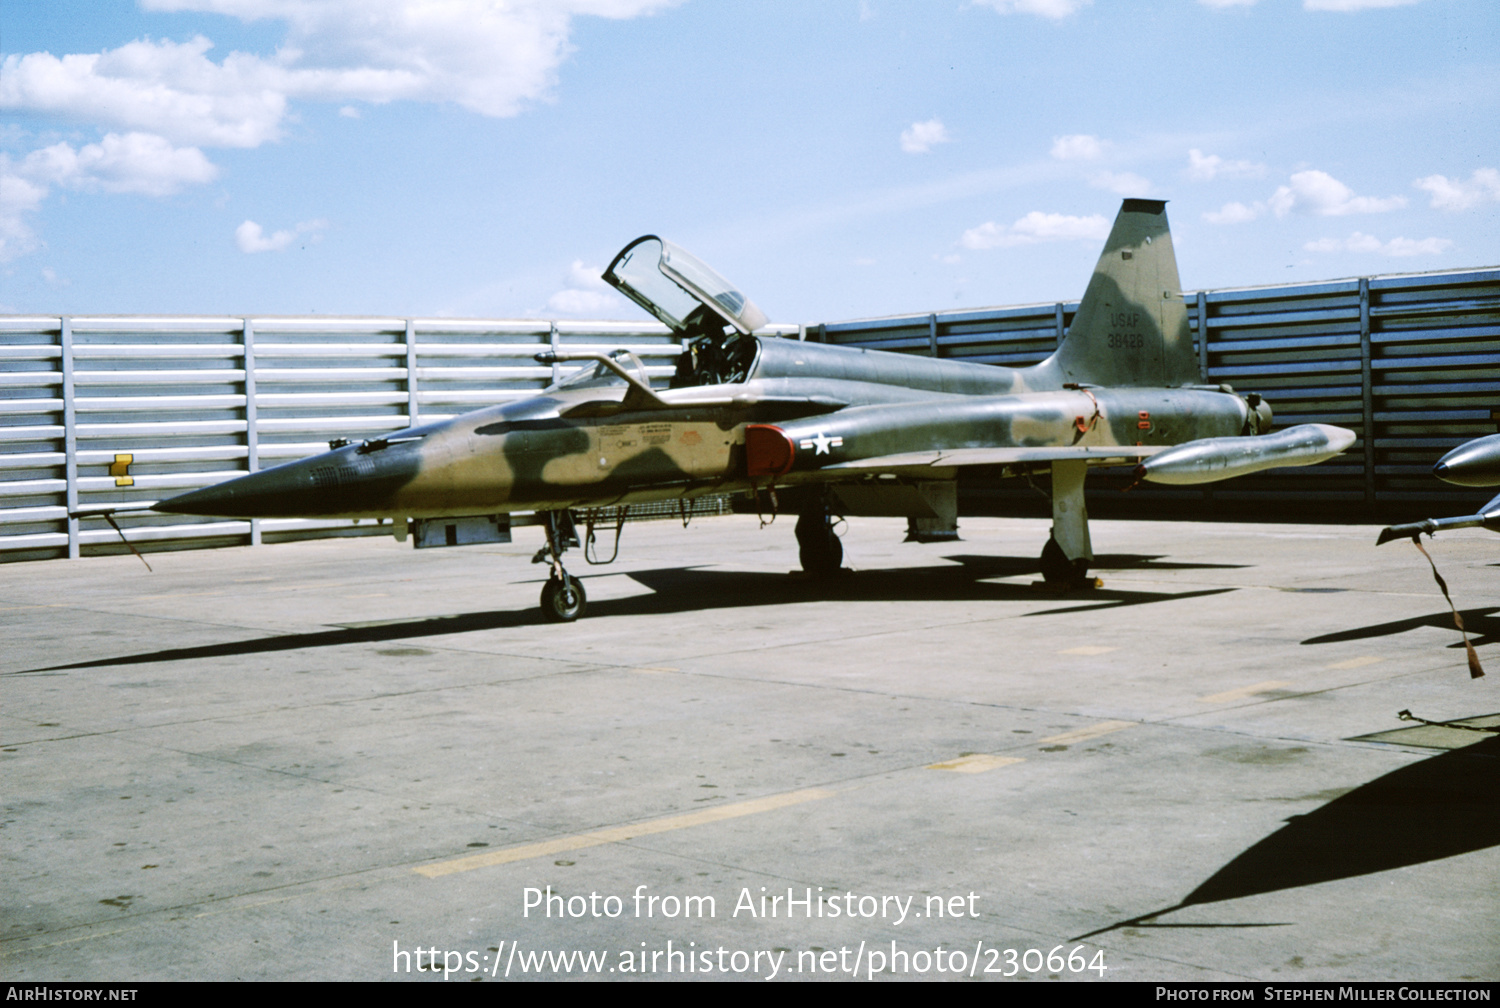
[1301,607,1499,649]
[10,555,1237,674]
[1075,734,1500,940]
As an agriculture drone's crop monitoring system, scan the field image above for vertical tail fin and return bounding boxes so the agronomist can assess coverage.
[1044,199,1200,388]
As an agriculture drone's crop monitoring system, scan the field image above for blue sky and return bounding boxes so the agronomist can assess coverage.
[2,0,1497,325]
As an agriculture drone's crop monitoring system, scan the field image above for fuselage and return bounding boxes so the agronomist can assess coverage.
[154,335,1255,521]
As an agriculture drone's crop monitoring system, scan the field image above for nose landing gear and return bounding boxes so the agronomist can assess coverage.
[534,510,587,622]
[540,572,587,622]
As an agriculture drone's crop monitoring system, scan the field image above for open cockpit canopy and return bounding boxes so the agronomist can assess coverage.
[604,236,768,337]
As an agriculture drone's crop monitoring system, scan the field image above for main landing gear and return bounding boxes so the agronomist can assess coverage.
[795,497,844,577]
[533,510,586,622]
[1039,459,1099,590]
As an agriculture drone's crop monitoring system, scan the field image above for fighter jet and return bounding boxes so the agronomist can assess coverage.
[1377,434,1500,545]
[113,199,1354,621]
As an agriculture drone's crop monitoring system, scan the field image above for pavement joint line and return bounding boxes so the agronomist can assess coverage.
[415,787,838,878]
[0,868,412,956]
[0,664,610,739]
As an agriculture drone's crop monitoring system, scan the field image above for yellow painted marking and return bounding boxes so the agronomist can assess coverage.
[631,666,678,675]
[108,454,133,486]
[1324,656,1384,671]
[1037,720,1135,746]
[1058,645,1117,656]
[927,754,1025,774]
[1197,680,1293,704]
[416,787,835,878]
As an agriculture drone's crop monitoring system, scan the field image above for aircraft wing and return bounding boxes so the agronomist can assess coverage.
[823,444,1167,471]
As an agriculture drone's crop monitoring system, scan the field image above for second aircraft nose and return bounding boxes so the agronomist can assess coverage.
[1432,433,1500,488]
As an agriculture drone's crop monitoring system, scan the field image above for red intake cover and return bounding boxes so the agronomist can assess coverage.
[745,424,795,477]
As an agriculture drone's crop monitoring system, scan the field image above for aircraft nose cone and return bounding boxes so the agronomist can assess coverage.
[1432,433,1500,488]
[156,445,419,518]
[156,463,317,518]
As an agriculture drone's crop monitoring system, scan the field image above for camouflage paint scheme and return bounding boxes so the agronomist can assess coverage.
[155,199,1349,598]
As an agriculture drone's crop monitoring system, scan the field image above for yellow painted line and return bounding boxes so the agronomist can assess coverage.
[631,666,679,674]
[1197,680,1293,704]
[1324,656,1384,671]
[1058,645,1117,656]
[416,787,835,878]
[1037,720,1135,746]
[927,754,1025,774]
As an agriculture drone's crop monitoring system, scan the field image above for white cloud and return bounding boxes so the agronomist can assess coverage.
[545,260,625,316]
[0,168,48,260]
[1050,134,1105,161]
[133,0,682,122]
[0,38,291,149]
[338,105,361,118]
[1304,0,1423,10]
[2,2,685,146]
[1304,231,1452,256]
[973,0,1091,17]
[0,0,681,261]
[961,211,1110,250]
[1268,170,1406,216]
[1089,170,1151,196]
[900,118,950,154]
[1185,148,1266,181]
[236,217,327,253]
[22,132,217,196]
[1414,168,1500,211]
[1203,200,1264,224]
[1,132,215,261]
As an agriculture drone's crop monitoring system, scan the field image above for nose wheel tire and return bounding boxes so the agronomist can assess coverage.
[541,574,587,622]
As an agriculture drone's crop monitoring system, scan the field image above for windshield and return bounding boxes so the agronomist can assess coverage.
[548,349,649,393]
[552,360,625,392]
[604,236,767,335]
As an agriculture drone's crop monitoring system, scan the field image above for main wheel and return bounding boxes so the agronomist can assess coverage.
[540,574,587,622]
[1039,534,1090,587]
[796,508,843,576]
